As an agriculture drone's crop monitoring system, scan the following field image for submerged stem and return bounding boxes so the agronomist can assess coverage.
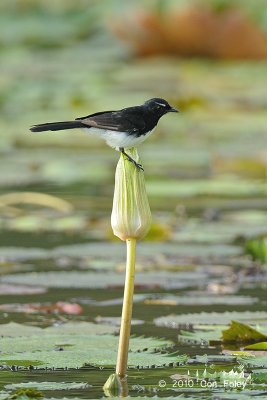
[115,238,136,377]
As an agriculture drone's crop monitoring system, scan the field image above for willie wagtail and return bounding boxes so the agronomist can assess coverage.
[30,98,178,170]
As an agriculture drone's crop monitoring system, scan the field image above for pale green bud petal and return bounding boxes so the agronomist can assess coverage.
[103,373,127,396]
[111,148,152,241]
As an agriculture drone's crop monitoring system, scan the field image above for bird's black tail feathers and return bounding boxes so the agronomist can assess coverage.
[30,120,84,132]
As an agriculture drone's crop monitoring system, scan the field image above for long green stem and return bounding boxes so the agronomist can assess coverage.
[115,238,136,377]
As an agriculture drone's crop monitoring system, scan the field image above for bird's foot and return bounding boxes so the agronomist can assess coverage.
[131,159,144,171]
[120,148,144,171]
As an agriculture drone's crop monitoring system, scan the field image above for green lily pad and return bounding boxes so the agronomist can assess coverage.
[0,247,49,261]
[245,342,267,350]
[0,334,171,355]
[173,219,267,244]
[5,382,91,391]
[0,321,117,337]
[145,294,257,306]
[147,178,267,198]
[0,242,243,263]
[179,321,267,346]
[0,349,185,370]
[1,270,208,290]
[206,392,264,400]
[0,322,184,369]
[222,321,267,344]
[154,311,267,328]
[53,242,243,260]
[238,355,267,368]
[7,388,44,399]
[252,369,267,383]
[178,328,222,346]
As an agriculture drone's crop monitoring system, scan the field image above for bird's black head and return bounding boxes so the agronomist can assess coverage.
[144,98,178,116]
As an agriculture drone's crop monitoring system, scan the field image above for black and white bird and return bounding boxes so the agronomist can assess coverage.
[30,98,178,170]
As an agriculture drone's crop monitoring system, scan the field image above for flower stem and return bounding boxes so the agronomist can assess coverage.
[115,238,136,377]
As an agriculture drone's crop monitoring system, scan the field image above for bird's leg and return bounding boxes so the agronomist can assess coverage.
[119,148,144,171]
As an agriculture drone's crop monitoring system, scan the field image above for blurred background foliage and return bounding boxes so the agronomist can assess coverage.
[0,0,267,254]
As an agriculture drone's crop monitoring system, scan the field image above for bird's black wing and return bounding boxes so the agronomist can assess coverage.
[76,108,146,134]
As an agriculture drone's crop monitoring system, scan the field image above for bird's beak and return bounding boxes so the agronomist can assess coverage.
[169,107,179,113]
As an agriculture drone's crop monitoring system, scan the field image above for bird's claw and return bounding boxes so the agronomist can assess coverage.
[126,158,144,171]
[134,162,144,171]
[120,149,144,171]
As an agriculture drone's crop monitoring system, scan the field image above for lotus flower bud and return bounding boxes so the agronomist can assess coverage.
[111,148,152,241]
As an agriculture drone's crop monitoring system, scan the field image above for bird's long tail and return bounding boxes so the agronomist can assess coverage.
[30,120,84,132]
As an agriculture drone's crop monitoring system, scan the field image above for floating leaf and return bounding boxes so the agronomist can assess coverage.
[9,388,44,399]
[0,241,243,264]
[1,270,208,290]
[178,328,222,346]
[0,321,117,337]
[222,321,267,344]
[0,322,183,369]
[5,382,91,391]
[176,320,267,345]
[154,311,267,328]
[94,316,144,326]
[209,392,266,400]
[147,178,267,198]
[0,247,49,261]
[173,219,267,244]
[252,369,267,383]
[238,355,267,368]
[53,241,243,260]
[245,342,267,350]
[0,349,184,369]
[145,294,257,306]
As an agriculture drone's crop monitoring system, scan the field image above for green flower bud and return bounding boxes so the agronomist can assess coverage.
[111,148,152,241]
[103,373,128,396]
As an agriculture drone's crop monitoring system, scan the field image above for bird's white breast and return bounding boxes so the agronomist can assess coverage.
[82,127,155,149]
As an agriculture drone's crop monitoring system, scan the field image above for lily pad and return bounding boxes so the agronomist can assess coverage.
[238,355,267,368]
[147,178,267,198]
[154,311,267,328]
[178,328,222,346]
[0,321,117,337]
[178,322,267,346]
[0,323,42,337]
[5,382,91,391]
[0,241,243,264]
[245,342,267,350]
[144,294,257,306]
[222,321,267,344]
[52,242,243,260]
[1,270,208,290]
[0,247,49,262]
[173,219,267,244]
[0,323,184,369]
